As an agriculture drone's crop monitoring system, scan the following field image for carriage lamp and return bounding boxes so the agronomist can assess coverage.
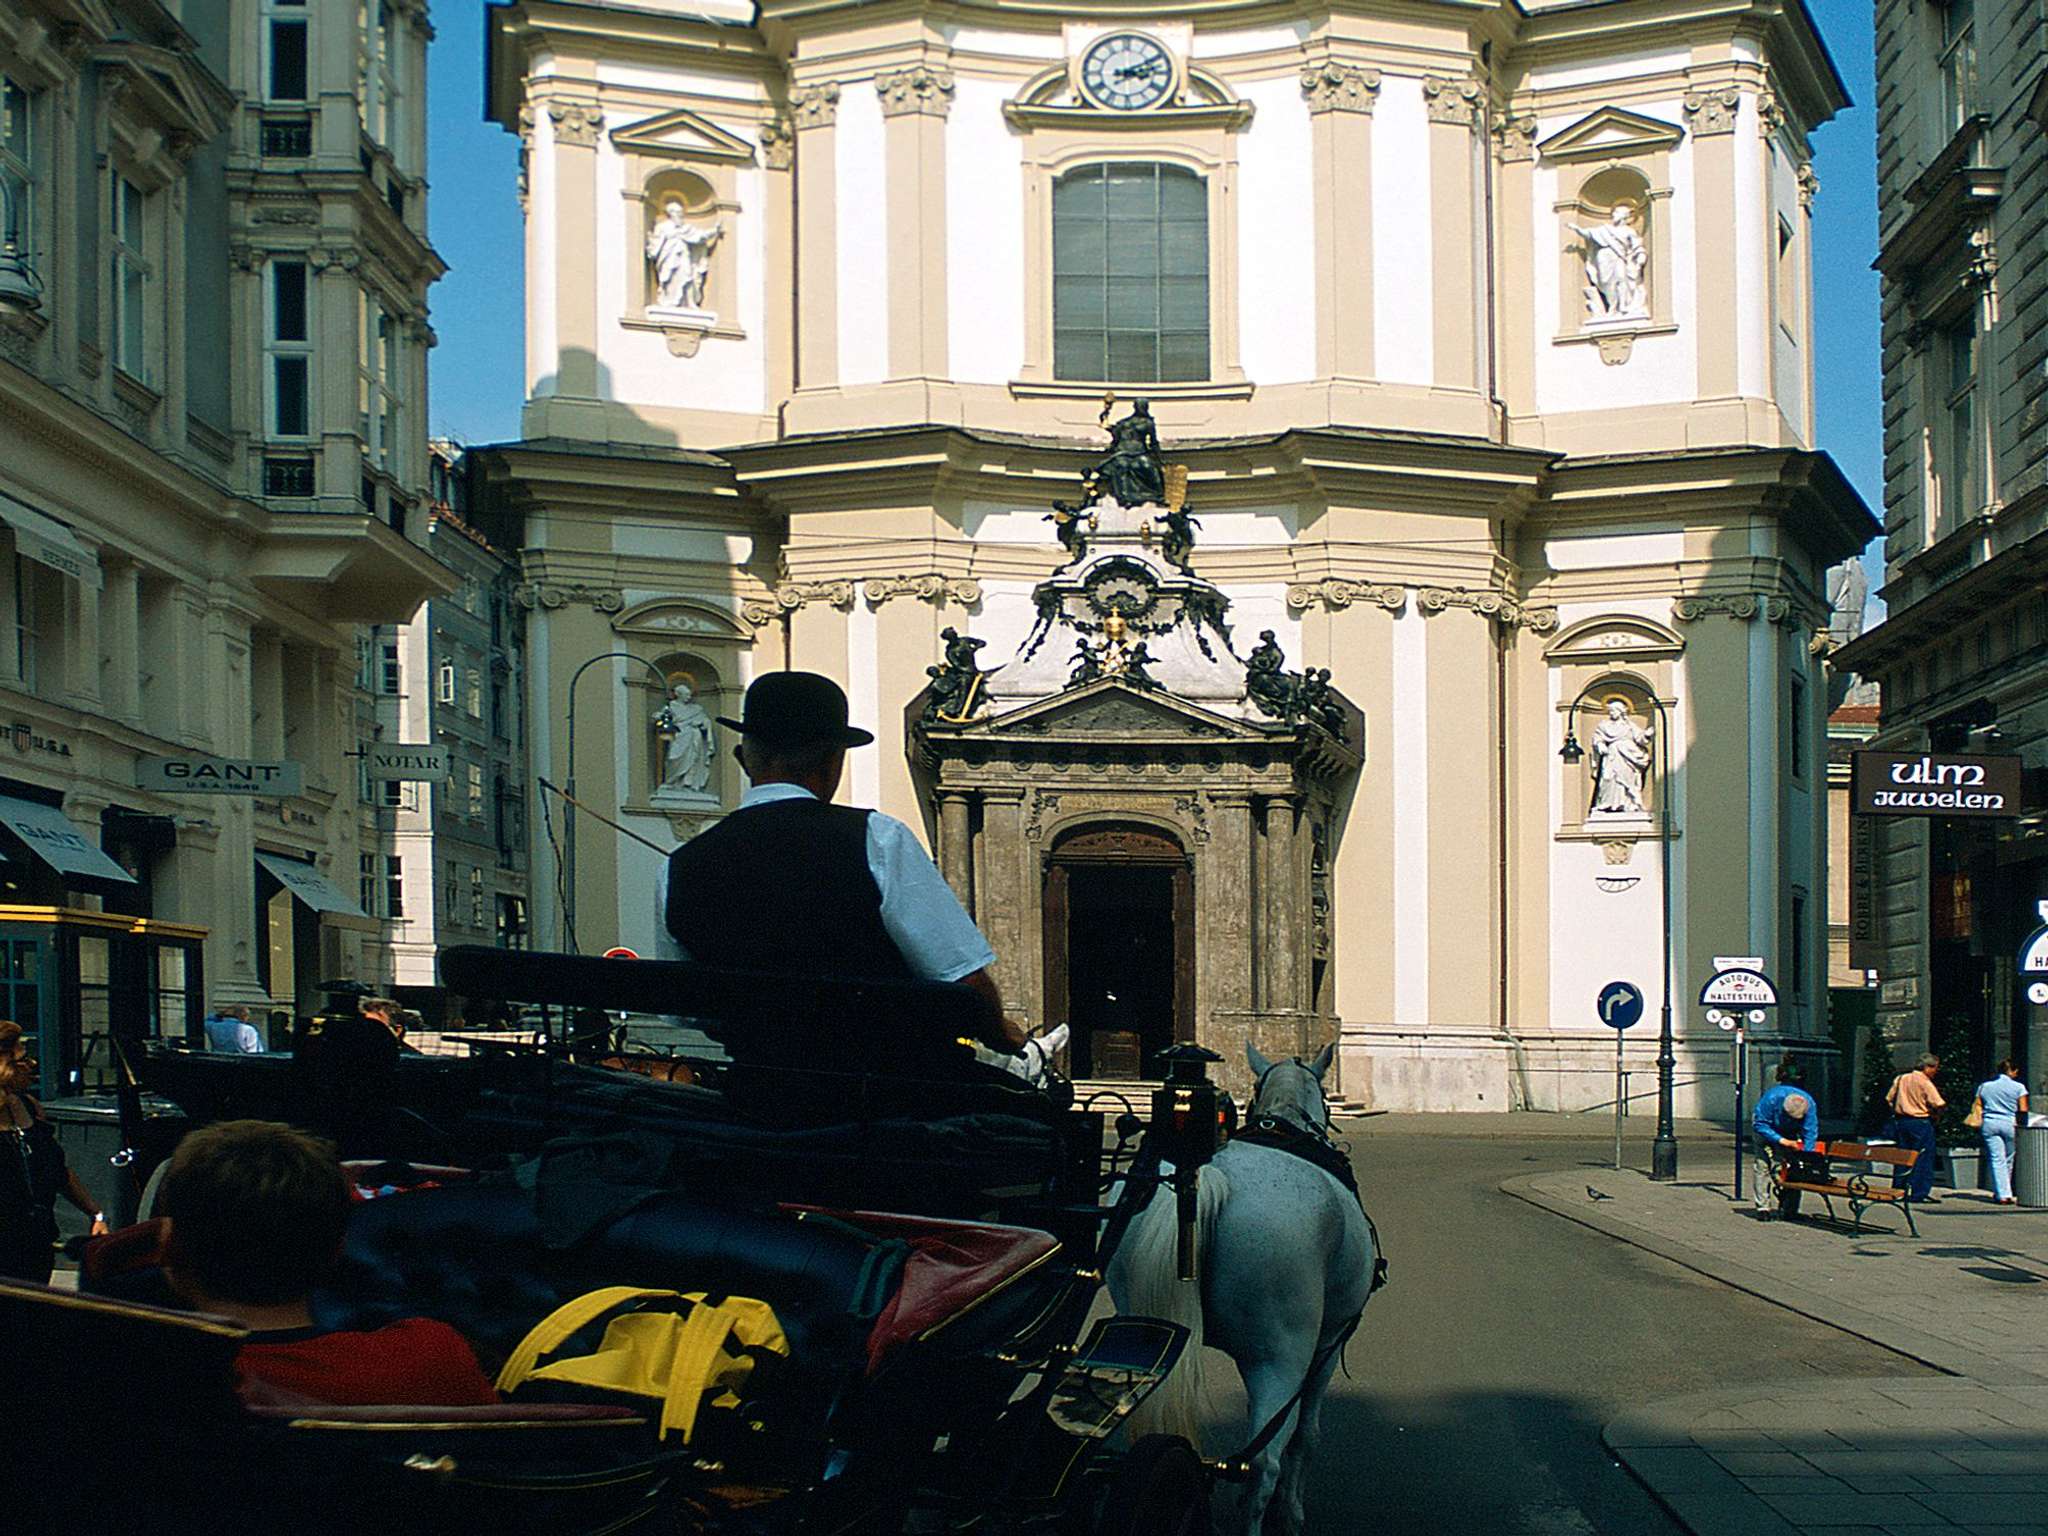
[1558,727,1584,764]
[1151,1044,1227,1169]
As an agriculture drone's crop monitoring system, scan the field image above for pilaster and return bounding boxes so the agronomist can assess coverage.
[878,66,951,382]
[543,94,604,401]
[1261,795,1302,1011]
[1203,790,1256,1022]
[793,83,840,389]
[939,791,973,909]
[1686,89,1741,402]
[1424,75,1482,392]
[1303,64,1377,382]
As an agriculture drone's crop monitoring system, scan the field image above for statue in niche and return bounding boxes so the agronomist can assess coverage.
[656,681,716,794]
[1573,202,1649,323]
[1089,400,1168,508]
[647,199,724,311]
[1588,699,1653,815]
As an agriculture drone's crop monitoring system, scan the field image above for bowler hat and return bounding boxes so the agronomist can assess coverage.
[716,671,874,749]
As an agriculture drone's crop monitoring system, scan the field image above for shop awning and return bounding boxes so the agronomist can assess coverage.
[255,851,370,921]
[0,795,137,889]
[0,494,103,591]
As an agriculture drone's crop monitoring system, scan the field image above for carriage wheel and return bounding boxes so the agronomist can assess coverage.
[1094,1435,1210,1536]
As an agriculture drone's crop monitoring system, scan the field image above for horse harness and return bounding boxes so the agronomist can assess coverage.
[1238,1060,1388,1298]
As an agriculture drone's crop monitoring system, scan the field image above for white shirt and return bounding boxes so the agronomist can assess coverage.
[655,782,998,984]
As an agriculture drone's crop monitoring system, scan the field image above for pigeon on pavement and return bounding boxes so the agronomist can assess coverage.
[1586,1186,1614,1201]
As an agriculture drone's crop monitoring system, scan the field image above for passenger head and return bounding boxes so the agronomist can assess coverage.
[723,672,872,801]
[0,1019,29,1093]
[159,1120,349,1308]
[1784,1093,1810,1121]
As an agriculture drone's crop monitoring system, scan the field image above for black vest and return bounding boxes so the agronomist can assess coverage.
[664,798,914,981]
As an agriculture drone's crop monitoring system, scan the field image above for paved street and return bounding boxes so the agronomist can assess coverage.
[1201,1118,1933,1534]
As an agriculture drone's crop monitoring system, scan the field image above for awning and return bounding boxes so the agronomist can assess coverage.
[0,795,137,889]
[255,851,370,921]
[0,494,103,591]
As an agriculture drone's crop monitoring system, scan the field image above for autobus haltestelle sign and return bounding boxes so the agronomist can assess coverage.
[1852,751,2024,818]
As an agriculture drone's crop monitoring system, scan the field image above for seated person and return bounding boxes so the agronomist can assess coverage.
[1751,1074,1822,1220]
[659,671,1027,1053]
[203,1003,262,1054]
[157,1118,498,1406]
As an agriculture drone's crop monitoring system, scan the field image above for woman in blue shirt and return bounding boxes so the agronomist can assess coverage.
[1973,1061,2030,1205]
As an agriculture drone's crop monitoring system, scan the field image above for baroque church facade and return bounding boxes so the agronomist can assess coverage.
[474,0,1875,1110]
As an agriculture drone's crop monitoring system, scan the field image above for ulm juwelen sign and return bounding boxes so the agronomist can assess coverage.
[1852,751,2024,818]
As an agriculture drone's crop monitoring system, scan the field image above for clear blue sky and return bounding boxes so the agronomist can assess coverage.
[425,0,1884,553]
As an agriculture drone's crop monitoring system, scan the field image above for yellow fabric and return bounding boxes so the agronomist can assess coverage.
[495,1287,789,1442]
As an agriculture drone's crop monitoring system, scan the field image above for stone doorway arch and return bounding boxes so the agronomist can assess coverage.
[1042,823,1195,1080]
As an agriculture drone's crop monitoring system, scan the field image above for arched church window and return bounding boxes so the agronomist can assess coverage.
[1052,163,1208,383]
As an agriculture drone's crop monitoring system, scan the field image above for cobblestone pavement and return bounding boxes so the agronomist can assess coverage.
[1508,1164,2048,1534]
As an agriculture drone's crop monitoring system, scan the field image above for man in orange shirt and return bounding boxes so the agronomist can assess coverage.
[1887,1053,1946,1204]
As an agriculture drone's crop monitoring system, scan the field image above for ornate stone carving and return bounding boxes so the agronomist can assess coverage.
[1796,162,1820,211]
[515,583,626,614]
[548,100,604,147]
[876,65,955,117]
[1601,839,1635,866]
[1299,62,1380,115]
[662,328,705,358]
[741,581,855,626]
[861,574,983,607]
[1756,91,1784,140]
[1493,112,1539,162]
[792,83,842,130]
[1415,588,1558,631]
[1423,75,1484,128]
[307,248,362,273]
[757,117,794,170]
[1596,332,1634,367]
[1682,88,1741,135]
[1671,594,1795,625]
[1285,579,1407,614]
[1171,794,1212,844]
[1024,790,1062,842]
[254,204,318,225]
[228,244,262,272]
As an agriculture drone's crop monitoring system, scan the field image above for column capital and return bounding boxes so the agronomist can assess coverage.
[1423,74,1484,129]
[1300,62,1380,115]
[1682,87,1741,136]
[757,116,795,170]
[545,99,604,148]
[791,82,842,130]
[1492,112,1538,163]
[876,65,955,118]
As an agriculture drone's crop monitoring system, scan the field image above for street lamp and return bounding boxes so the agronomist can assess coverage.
[563,651,671,952]
[1562,687,1679,1180]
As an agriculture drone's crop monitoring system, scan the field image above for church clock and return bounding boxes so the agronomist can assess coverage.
[1078,33,1176,112]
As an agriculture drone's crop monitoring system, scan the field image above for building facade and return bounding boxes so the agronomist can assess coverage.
[0,0,446,1091]
[1832,0,2048,1090]
[375,442,531,1011]
[477,0,1874,1109]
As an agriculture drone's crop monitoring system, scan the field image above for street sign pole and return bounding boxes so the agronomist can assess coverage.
[1597,980,1645,1172]
[1615,1028,1625,1171]
[1733,1025,1747,1202]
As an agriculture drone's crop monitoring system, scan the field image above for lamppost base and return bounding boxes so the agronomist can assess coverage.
[1650,1137,1679,1182]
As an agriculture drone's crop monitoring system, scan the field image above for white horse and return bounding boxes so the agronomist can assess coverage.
[1108,1043,1379,1536]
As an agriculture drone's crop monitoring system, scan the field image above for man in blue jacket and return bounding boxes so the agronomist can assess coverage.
[1752,1075,1822,1219]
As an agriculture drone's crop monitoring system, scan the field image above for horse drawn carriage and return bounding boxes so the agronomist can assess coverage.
[7,946,1299,1536]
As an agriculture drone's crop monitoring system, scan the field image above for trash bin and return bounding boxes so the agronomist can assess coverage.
[2016,1120,2048,1209]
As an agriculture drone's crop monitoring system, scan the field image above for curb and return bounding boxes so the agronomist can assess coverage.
[1498,1172,2039,1384]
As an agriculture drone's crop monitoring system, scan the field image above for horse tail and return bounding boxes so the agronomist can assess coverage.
[1115,1163,1230,1448]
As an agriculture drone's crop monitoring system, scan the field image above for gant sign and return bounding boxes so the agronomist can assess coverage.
[1852,751,2024,818]
[137,756,305,797]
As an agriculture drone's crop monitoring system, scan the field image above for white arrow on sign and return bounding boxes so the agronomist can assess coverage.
[1699,968,1779,1008]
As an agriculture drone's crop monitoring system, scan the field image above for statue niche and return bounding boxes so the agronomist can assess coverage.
[651,660,720,806]
[643,171,726,329]
[1570,168,1651,327]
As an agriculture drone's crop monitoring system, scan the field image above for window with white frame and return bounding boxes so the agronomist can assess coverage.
[1053,163,1209,383]
[1935,315,1979,537]
[268,260,312,437]
[358,1,398,149]
[379,638,401,695]
[1,76,33,268]
[469,867,484,929]
[358,290,397,470]
[436,660,456,705]
[384,854,404,919]
[111,175,147,380]
[1939,0,1977,139]
[265,0,310,102]
[360,852,376,915]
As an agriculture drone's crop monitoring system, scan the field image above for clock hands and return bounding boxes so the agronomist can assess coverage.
[1112,59,1166,81]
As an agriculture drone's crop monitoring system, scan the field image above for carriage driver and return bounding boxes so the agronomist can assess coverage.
[659,671,1027,1053]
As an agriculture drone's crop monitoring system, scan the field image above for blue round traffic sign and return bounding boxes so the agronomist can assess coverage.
[1598,980,1645,1030]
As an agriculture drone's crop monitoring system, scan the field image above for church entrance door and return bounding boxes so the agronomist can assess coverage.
[1043,825,1193,1080]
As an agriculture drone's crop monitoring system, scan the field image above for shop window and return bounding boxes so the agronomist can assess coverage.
[153,946,188,1039]
[75,935,110,1092]
[111,175,148,381]
[0,939,41,1093]
[1052,163,1208,383]
[497,893,527,950]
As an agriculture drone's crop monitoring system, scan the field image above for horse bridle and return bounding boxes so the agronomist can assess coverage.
[1250,1056,1333,1144]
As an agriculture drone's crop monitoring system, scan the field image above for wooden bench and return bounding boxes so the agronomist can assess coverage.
[1769,1141,1921,1236]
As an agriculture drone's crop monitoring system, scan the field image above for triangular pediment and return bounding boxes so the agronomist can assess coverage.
[966,680,1264,741]
[1538,106,1684,163]
[610,108,755,163]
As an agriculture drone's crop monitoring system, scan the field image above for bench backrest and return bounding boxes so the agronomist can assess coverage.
[1822,1141,1919,1169]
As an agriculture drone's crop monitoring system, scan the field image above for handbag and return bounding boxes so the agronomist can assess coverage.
[496,1286,789,1442]
[1965,1098,1984,1130]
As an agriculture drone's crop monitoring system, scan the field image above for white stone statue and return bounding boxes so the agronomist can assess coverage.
[656,682,715,794]
[646,200,723,311]
[1589,699,1652,815]
[1574,203,1649,323]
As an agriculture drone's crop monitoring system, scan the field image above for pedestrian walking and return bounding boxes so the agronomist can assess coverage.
[1751,1076,1822,1219]
[1887,1053,1945,1204]
[1,1020,108,1283]
[1972,1061,2030,1206]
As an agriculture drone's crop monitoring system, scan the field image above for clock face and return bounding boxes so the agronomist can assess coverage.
[1079,33,1175,112]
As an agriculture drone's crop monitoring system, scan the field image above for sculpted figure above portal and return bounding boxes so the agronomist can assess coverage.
[1091,400,1167,508]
